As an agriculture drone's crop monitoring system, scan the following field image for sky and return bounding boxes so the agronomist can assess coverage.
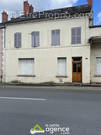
[0,0,101,25]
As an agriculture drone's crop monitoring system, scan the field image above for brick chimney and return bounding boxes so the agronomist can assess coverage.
[24,0,29,14]
[24,0,34,15]
[29,5,34,14]
[2,11,8,23]
[88,0,92,6]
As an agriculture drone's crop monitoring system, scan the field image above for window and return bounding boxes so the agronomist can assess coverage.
[71,27,81,44]
[73,63,76,72]
[31,32,40,47]
[19,58,34,76]
[14,33,21,48]
[52,30,60,46]
[57,58,67,76]
[96,58,101,75]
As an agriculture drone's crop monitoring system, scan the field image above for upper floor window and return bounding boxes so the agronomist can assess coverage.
[31,31,40,47]
[14,32,21,48]
[71,27,81,44]
[51,30,60,46]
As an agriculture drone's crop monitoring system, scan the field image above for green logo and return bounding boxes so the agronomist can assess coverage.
[30,124,45,134]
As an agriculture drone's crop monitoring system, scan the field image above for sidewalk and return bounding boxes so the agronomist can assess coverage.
[0,82,101,88]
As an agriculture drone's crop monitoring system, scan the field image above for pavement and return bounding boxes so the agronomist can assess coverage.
[1,82,101,88]
[0,87,101,135]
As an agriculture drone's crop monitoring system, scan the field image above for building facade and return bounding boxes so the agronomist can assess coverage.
[0,0,101,84]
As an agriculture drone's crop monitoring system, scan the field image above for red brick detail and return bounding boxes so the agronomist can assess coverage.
[2,11,8,23]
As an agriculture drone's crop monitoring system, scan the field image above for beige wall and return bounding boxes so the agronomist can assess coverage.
[91,45,101,83]
[5,16,91,83]
[89,27,101,37]
[89,27,101,83]
[0,29,3,81]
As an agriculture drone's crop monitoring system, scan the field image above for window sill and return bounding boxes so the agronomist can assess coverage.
[17,75,36,77]
[51,45,60,46]
[71,44,82,46]
[32,46,40,48]
[94,75,101,77]
[56,75,68,78]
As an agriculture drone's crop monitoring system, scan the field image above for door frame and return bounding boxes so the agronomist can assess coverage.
[72,58,82,83]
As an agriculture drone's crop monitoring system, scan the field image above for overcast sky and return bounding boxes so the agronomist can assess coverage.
[0,0,101,25]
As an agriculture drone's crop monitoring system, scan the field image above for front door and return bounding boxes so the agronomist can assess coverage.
[72,60,82,83]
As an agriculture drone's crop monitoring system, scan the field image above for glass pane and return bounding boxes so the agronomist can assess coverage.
[73,63,76,72]
[78,63,81,72]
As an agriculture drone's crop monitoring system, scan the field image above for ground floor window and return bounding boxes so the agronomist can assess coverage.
[57,58,67,76]
[19,58,34,75]
[96,58,101,75]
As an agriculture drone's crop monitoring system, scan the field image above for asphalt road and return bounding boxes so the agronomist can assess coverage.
[0,86,101,135]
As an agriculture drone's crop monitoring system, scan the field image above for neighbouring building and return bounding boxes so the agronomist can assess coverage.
[0,11,7,82]
[0,0,101,84]
[0,28,3,81]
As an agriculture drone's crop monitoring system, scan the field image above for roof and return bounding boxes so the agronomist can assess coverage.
[0,4,91,26]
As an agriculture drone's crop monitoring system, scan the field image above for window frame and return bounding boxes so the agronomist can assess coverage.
[18,58,35,76]
[14,32,22,48]
[96,57,101,76]
[51,29,60,46]
[31,31,40,47]
[57,57,67,77]
[71,27,81,45]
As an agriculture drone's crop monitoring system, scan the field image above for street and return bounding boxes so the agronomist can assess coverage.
[0,86,101,135]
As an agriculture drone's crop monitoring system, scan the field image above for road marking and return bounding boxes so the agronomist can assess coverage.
[0,97,47,101]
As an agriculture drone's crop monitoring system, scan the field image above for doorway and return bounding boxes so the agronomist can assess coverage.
[72,57,82,83]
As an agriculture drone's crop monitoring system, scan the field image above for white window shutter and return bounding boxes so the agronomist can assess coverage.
[58,58,66,76]
[96,58,101,75]
[19,59,34,75]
